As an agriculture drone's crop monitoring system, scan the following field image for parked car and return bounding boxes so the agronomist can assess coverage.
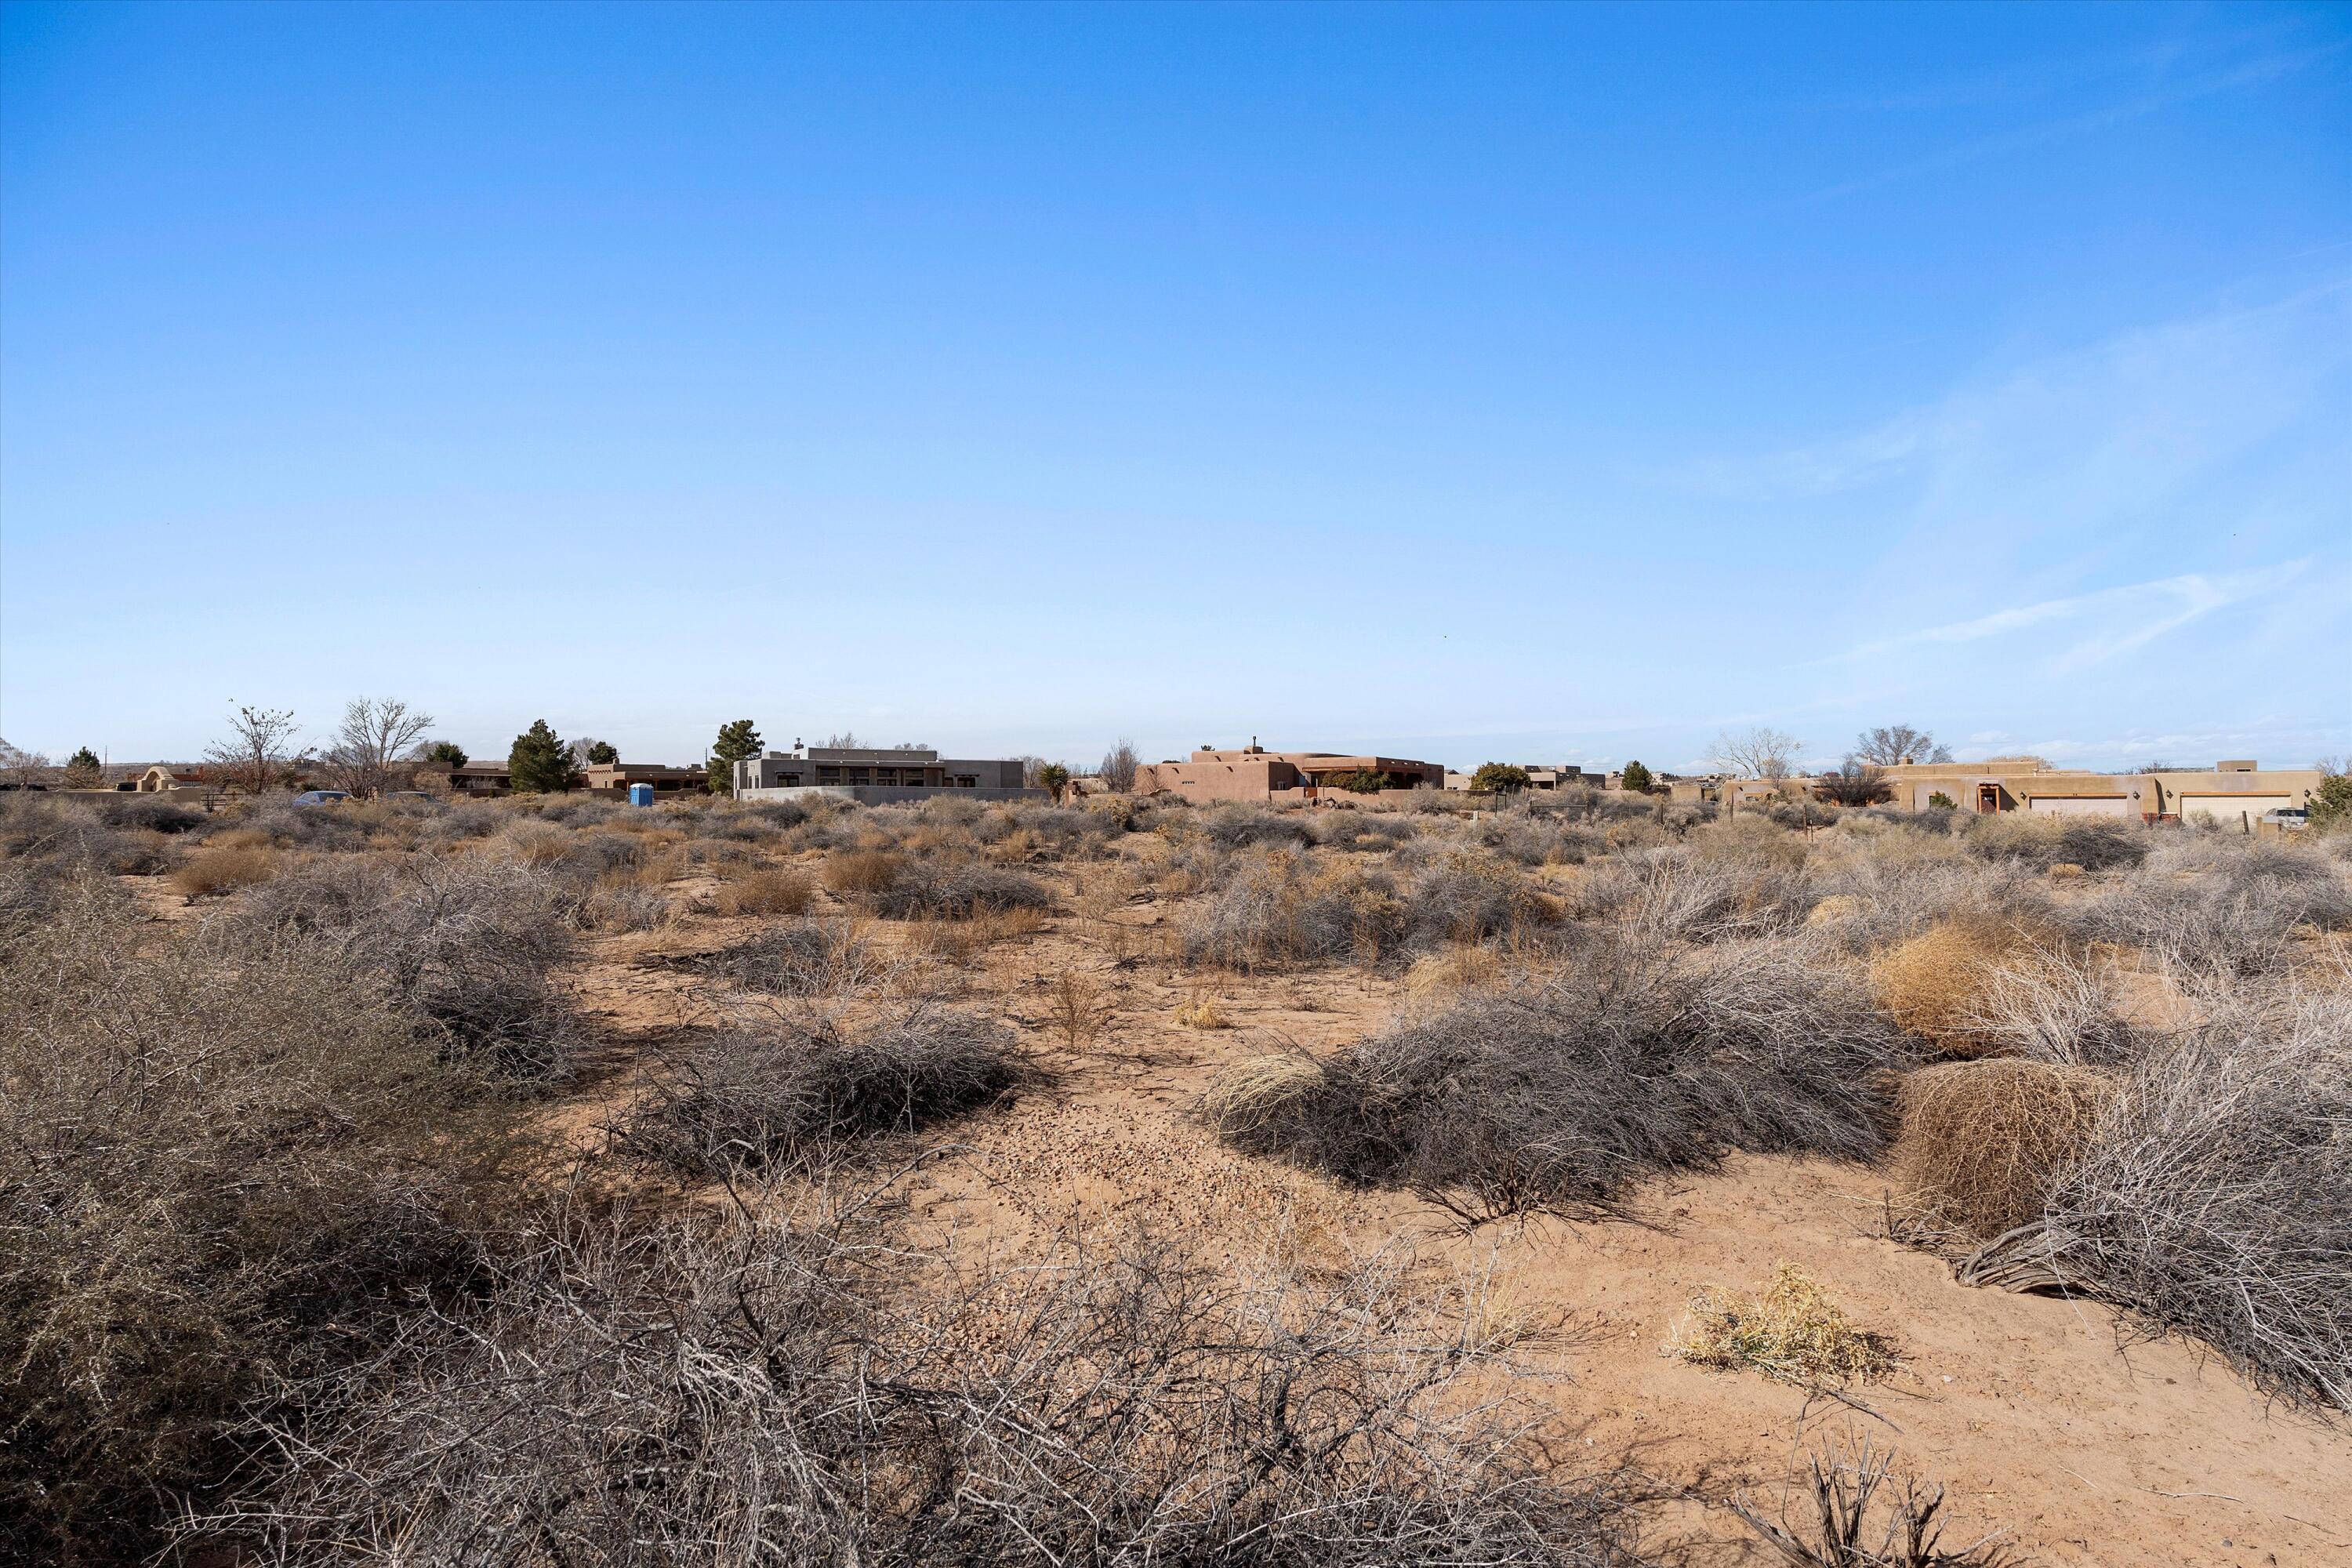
[291,789,352,806]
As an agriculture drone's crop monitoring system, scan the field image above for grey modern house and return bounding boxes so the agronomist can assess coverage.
[731,744,1040,804]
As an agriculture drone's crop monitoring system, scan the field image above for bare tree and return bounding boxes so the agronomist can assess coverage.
[1818,758,1893,806]
[203,705,310,794]
[0,738,51,789]
[321,699,437,797]
[2316,756,2347,778]
[822,731,862,749]
[1098,737,1140,793]
[1711,725,1803,781]
[1853,724,1953,766]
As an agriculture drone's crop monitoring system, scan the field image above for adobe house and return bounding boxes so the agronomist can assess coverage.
[1443,764,1597,792]
[1132,742,1446,807]
[732,742,1038,803]
[582,761,705,796]
[136,765,207,793]
[1873,757,2325,829]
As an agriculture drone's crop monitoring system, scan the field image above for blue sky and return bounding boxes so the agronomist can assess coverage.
[3,2,2347,773]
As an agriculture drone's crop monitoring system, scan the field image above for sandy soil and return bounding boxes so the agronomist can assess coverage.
[562,856,2351,1566]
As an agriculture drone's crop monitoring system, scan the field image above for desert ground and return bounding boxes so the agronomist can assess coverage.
[5,784,2347,1565]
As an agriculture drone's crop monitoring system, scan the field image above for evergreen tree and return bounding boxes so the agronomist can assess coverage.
[1468,763,1530,795]
[509,720,579,794]
[62,747,104,789]
[708,719,763,795]
[1620,760,1653,793]
[423,740,468,768]
[1036,762,1071,802]
[584,740,619,765]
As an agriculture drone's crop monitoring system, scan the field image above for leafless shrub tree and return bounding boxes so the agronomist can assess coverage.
[1711,725,1803,781]
[1850,726,1955,768]
[318,696,436,797]
[1097,736,1140,793]
[201,703,310,794]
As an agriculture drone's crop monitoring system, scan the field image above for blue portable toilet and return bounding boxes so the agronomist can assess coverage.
[627,782,656,808]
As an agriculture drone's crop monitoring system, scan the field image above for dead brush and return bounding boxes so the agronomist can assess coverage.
[1888,1058,2114,1241]
[204,1203,1658,1567]
[709,865,815,917]
[618,1007,1036,1176]
[1671,1262,1896,1386]
[1044,967,1115,1051]
[1726,1439,2019,1567]
[823,848,905,896]
[168,844,280,902]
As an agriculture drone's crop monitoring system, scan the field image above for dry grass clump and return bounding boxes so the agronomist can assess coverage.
[824,846,906,895]
[1870,920,2022,1054]
[1220,935,1915,1224]
[1173,989,1232,1029]
[0,878,534,1563]
[1406,942,1505,995]
[620,1007,1034,1177]
[580,875,673,932]
[1727,1439,2020,1567]
[202,1203,1653,1567]
[169,842,280,901]
[709,864,816,916]
[1044,967,1114,1050]
[1955,975,2352,1410]
[1671,1262,1896,1386]
[1200,1051,1323,1138]
[1889,1059,2113,1241]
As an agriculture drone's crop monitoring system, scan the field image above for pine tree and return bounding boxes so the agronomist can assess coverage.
[1620,760,1653,794]
[62,747,104,789]
[509,720,579,794]
[584,740,619,766]
[708,719,763,795]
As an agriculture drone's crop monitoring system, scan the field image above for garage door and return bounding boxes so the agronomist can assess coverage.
[2026,795,2132,817]
[2177,794,2294,831]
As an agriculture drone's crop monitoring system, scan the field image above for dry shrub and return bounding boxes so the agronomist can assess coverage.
[1805,893,1860,927]
[1956,974,2352,1410]
[1871,920,2019,1054]
[0,878,535,1563]
[1727,1439,2019,1567]
[674,919,884,997]
[824,848,905,895]
[1889,1059,2112,1240]
[1672,1262,1896,1386]
[1044,967,1113,1050]
[169,843,279,901]
[1959,950,2138,1066]
[869,859,1054,920]
[1222,935,1915,1224]
[582,876,673,932]
[710,865,816,917]
[242,855,589,1080]
[201,1205,1654,1566]
[2047,862,2085,880]
[621,1007,1033,1177]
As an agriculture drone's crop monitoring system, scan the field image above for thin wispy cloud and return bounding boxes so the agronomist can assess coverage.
[1822,561,2307,671]
[1808,32,2347,202]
